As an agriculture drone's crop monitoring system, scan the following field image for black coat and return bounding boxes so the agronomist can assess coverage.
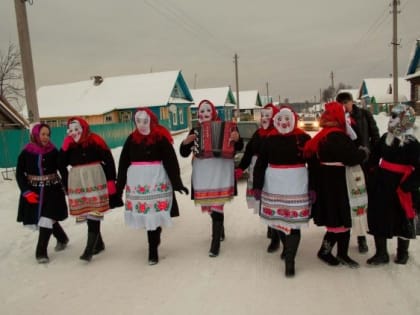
[179,127,244,200]
[238,130,263,171]
[253,132,311,190]
[116,135,184,217]
[16,148,68,225]
[309,132,367,228]
[367,133,420,239]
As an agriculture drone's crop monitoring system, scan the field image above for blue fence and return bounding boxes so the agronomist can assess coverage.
[0,122,135,168]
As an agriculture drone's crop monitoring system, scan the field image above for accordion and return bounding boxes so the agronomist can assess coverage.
[193,121,237,158]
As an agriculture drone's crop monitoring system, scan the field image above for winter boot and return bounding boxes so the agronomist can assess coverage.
[36,227,52,264]
[266,226,272,239]
[52,222,69,252]
[317,232,340,266]
[357,236,369,254]
[220,215,225,241]
[279,231,286,260]
[267,227,280,253]
[80,220,100,262]
[147,228,160,265]
[283,230,301,278]
[394,238,409,265]
[336,231,359,268]
[366,236,389,266]
[209,212,223,257]
[93,232,105,255]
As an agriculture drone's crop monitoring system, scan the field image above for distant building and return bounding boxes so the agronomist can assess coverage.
[37,70,193,133]
[406,39,420,113]
[233,90,263,121]
[358,78,410,114]
[190,87,236,122]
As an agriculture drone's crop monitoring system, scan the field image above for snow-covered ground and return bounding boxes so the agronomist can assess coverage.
[1,113,420,315]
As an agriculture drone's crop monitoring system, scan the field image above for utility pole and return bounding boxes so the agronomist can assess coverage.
[266,82,269,104]
[234,53,240,121]
[330,71,335,97]
[15,0,39,122]
[391,0,400,104]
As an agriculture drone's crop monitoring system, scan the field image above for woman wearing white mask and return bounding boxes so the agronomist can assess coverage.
[116,108,188,265]
[59,117,122,262]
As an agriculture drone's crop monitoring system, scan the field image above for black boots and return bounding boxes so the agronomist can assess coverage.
[93,232,105,255]
[267,227,280,253]
[80,220,100,262]
[394,238,409,264]
[209,212,223,257]
[357,236,369,253]
[367,236,389,266]
[147,227,161,265]
[336,231,359,268]
[36,227,52,263]
[317,232,340,266]
[283,230,301,277]
[52,222,69,252]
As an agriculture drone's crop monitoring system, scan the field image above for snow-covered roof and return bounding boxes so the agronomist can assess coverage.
[359,78,410,103]
[233,90,262,110]
[0,95,29,129]
[38,70,192,118]
[190,87,236,108]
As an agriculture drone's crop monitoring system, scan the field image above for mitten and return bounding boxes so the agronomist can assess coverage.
[234,168,244,180]
[254,189,262,201]
[107,180,116,195]
[24,191,39,204]
[62,136,74,151]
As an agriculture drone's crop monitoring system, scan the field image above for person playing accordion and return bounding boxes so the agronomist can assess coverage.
[180,99,243,257]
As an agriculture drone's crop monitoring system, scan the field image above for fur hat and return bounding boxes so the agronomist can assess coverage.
[388,104,416,136]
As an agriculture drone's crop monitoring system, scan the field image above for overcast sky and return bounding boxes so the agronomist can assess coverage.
[1,0,419,103]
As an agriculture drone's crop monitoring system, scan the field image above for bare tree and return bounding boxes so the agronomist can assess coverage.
[0,43,24,110]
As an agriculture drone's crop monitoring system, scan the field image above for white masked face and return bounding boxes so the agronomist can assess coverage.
[273,108,295,135]
[260,108,273,130]
[198,103,213,123]
[67,120,83,143]
[135,111,151,135]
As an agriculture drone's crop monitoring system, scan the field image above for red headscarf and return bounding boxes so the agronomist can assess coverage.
[268,105,306,136]
[303,102,346,158]
[258,103,279,137]
[64,117,109,150]
[197,99,220,122]
[131,107,173,145]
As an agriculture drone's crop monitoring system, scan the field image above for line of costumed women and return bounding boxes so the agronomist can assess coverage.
[116,108,188,265]
[253,106,311,277]
[16,123,69,263]
[180,99,243,257]
[59,117,122,262]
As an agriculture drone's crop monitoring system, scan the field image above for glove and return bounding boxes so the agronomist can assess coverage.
[235,168,244,180]
[175,186,189,195]
[254,189,262,201]
[309,190,316,204]
[24,191,39,204]
[107,180,117,195]
[109,194,124,209]
[62,136,75,151]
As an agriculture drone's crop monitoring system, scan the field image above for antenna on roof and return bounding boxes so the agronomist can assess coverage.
[90,75,103,86]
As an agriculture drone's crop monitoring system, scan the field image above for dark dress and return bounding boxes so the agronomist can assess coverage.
[237,130,263,171]
[367,133,420,239]
[309,132,367,228]
[17,148,68,225]
[116,134,184,217]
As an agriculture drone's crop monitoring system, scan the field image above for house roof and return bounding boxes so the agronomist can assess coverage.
[406,39,420,80]
[37,70,193,118]
[234,90,262,109]
[358,78,410,103]
[190,87,236,108]
[0,95,30,129]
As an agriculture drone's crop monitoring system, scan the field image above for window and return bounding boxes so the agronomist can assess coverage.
[178,109,184,124]
[120,111,132,122]
[105,115,112,122]
[172,110,178,126]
